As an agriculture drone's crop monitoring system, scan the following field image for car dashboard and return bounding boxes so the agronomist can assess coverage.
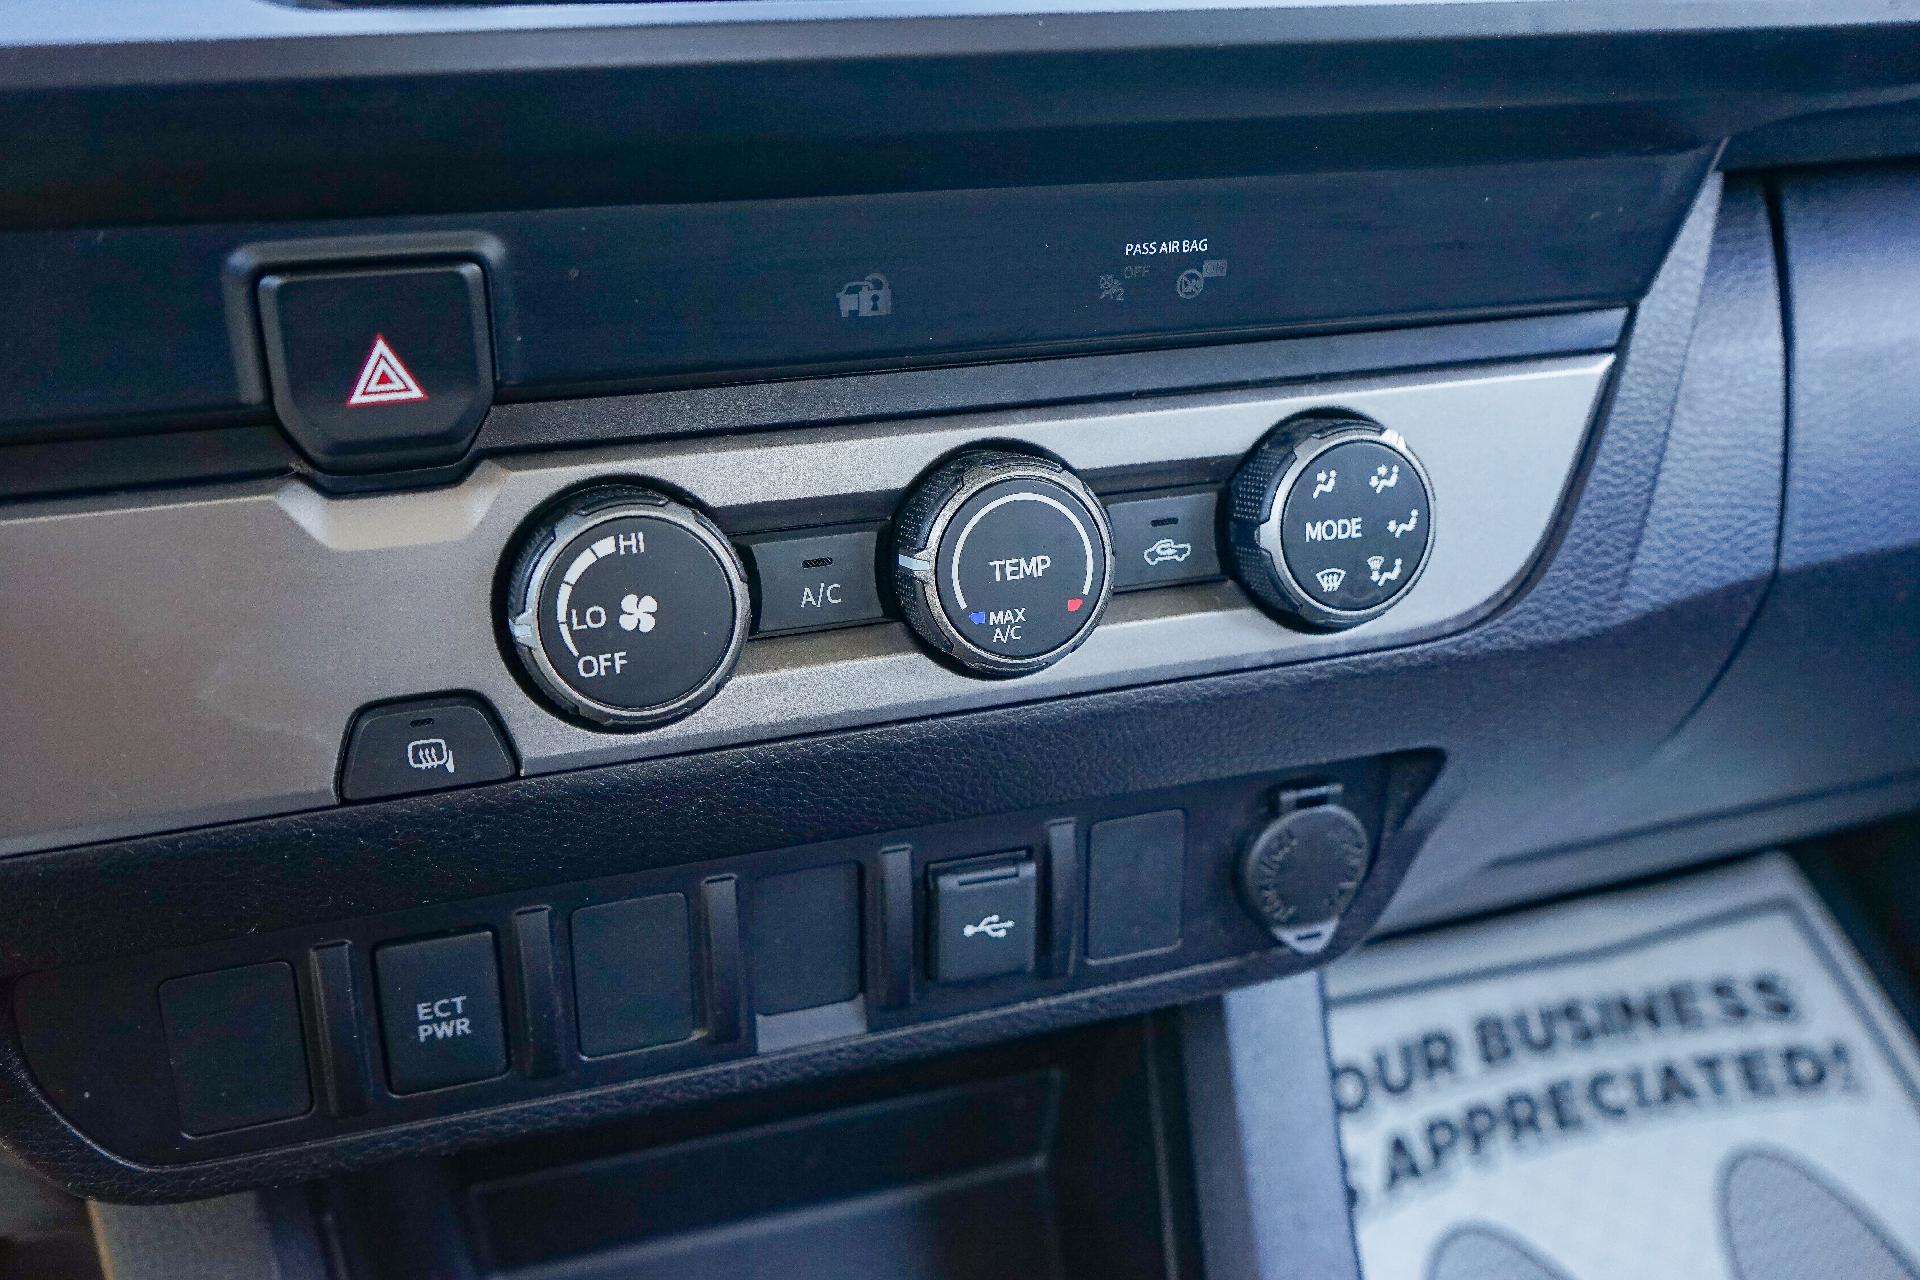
[1,4,1919,1277]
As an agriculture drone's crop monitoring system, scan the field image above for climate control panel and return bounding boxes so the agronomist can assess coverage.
[0,355,1608,854]
[492,420,1436,728]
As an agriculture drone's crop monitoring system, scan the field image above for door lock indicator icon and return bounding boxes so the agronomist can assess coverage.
[837,273,893,318]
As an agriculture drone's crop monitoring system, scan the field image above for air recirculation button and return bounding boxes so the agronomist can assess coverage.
[1228,416,1433,630]
[892,450,1114,677]
[503,485,750,729]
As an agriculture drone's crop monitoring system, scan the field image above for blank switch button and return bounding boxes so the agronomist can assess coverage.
[750,865,862,1015]
[159,962,311,1136]
[572,895,696,1056]
[1086,811,1186,961]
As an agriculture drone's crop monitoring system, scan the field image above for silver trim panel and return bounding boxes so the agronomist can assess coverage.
[0,356,1610,855]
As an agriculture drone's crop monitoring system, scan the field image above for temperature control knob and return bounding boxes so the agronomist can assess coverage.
[503,485,750,729]
[1228,416,1433,630]
[893,450,1114,677]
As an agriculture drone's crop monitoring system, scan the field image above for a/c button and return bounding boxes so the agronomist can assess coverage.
[375,931,508,1095]
[742,526,887,635]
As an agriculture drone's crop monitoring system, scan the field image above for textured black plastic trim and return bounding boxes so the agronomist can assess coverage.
[477,309,1629,455]
[3,757,1432,1199]
[0,426,293,503]
[1,163,1684,437]
[0,308,1623,503]
[1,4,1914,227]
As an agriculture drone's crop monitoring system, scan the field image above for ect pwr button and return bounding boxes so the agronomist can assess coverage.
[893,451,1114,677]
[503,486,751,730]
[1228,417,1434,630]
[374,931,508,1095]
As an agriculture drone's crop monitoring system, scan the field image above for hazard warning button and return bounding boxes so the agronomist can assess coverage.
[258,262,492,474]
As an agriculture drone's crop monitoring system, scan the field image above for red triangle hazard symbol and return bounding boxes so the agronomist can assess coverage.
[346,335,429,407]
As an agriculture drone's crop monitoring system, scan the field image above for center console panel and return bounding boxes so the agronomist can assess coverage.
[0,175,1755,1209]
[14,754,1432,1181]
[0,355,1606,856]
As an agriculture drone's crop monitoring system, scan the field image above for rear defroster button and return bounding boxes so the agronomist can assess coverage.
[893,451,1113,677]
[339,693,517,802]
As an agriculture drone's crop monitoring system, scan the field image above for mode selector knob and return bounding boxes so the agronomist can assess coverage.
[893,450,1114,678]
[1228,416,1434,630]
[503,485,750,729]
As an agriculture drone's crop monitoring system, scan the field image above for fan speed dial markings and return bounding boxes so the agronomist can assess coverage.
[504,491,749,729]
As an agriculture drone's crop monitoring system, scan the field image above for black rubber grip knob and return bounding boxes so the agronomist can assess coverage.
[1227,417,1434,630]
[892,450,1114,678]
